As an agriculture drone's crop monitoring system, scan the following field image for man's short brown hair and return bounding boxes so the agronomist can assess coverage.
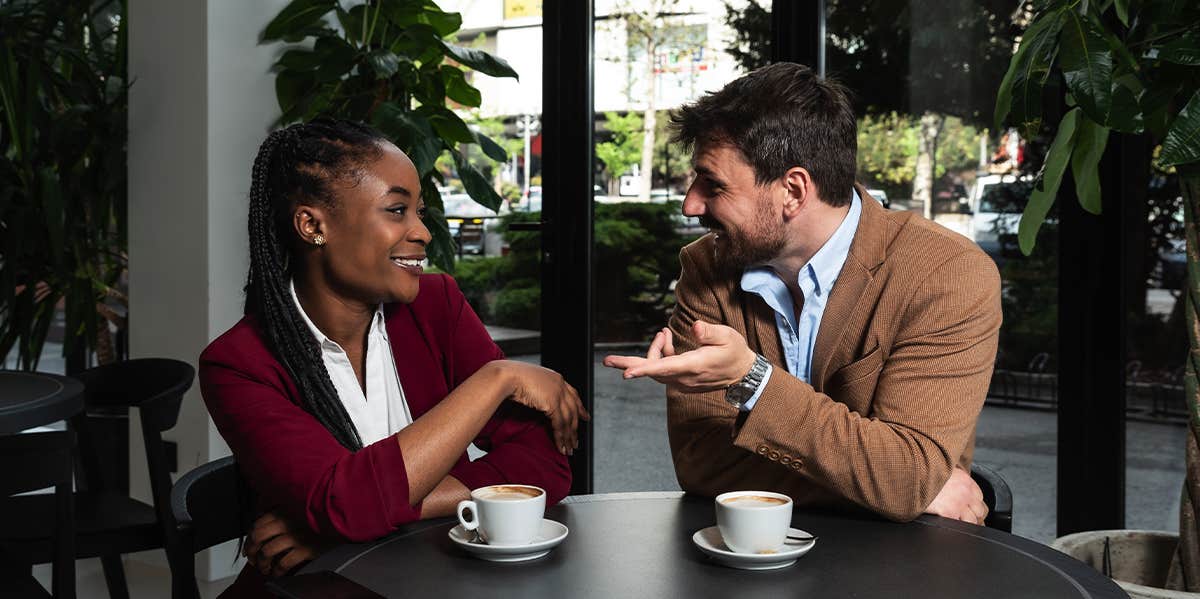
[670,62,857,207]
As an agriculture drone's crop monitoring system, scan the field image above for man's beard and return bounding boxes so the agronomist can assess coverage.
[704,198,786,274]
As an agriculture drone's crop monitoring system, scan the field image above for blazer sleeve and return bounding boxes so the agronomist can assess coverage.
[435,275,573,505]
[199,347,422,543]
[667,247,1001,521]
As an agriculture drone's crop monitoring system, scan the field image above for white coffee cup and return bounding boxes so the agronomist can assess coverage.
[456,484,546,546]
[714,490,794,554]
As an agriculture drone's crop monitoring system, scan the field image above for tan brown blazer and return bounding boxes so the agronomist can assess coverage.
[667,185,1002,521]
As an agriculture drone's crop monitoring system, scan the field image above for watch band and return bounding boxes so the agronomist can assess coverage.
[725,353,771,410]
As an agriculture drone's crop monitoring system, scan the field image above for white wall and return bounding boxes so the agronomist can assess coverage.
[129,0,287,582]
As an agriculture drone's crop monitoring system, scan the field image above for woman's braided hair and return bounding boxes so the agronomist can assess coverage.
[244,118,389,451]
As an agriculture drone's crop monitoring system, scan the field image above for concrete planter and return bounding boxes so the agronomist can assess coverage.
[1052,530,1199,599]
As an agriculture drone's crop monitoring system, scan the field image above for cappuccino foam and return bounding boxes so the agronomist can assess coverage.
[720,495,788,507]
[478,485,542,501]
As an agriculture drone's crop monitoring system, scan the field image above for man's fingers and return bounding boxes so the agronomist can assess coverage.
[646,330,667,360]
[603,355,646,371]
[661,328,675,356]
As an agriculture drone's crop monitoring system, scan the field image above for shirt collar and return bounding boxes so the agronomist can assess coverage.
[803,188,862,298]
[289,280,388,350]
[738,188,863,318]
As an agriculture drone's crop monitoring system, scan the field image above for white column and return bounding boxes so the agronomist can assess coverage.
[128,0,287,582]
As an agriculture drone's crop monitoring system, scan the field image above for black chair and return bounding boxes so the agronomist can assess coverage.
[168,456,255,599]
[0,430,76,598]
[971,462,1013,533]
[0,358,194,599]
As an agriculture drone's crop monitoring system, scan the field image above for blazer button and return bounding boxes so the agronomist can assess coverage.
[780,456,792,465]
[791,461,803,471]
[769,450,780,461]
[757,445,769,455]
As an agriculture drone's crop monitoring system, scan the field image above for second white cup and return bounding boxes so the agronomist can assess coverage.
[714,490,793,554]
[456,484,546,546]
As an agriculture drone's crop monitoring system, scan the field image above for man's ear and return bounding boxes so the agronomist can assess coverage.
[781,166,814,219]
[293,205,328,246]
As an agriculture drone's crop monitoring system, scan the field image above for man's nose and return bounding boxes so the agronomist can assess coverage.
[682,185,706,217]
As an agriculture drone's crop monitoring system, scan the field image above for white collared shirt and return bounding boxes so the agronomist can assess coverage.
[737,188,864,410]
[289,282,413,445]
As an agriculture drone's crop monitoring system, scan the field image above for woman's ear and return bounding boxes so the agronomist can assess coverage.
[293,205,327,246]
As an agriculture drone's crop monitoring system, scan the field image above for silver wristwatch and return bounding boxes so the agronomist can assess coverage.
[725,353,771,410]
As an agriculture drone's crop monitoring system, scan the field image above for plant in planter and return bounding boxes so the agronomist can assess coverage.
[261,0,517,272]
[993,0,1199,593]
[0,0,129,371]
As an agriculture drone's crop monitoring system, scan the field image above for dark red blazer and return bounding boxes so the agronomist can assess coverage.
[199,274,569,593]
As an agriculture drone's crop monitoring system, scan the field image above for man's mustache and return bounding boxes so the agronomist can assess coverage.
[698,215,723,231]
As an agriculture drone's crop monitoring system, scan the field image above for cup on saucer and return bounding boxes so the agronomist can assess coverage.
[456,484,546,546]
[714,490,793,554]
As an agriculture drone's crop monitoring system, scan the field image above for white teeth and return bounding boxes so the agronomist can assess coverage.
[392,258,424,268]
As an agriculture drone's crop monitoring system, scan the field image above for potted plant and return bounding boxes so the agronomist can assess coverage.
[992,0,1199,595]
[260,0,517,272]
[0,0,129,371]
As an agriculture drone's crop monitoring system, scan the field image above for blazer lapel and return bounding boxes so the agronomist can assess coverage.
[810,185,888,388]
[744,292,785,367]
[384,305,442,420]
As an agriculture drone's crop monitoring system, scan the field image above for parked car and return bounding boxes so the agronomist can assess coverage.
[970,174,1034,260]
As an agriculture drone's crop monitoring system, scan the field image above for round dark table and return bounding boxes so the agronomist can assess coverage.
[0,371,84,434]
[269,492,1128,598]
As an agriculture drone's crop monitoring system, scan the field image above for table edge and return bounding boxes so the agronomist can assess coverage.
[0,372,85,434]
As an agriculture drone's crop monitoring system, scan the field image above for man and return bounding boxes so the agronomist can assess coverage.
[604,63,1001,524]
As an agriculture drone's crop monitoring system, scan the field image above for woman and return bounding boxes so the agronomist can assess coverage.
[199,119,587,596]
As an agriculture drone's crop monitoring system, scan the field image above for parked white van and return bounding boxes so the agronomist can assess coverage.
[970,174,1034,259]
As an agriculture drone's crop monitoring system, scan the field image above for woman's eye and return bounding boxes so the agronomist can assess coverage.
[389,205,407,216]
[417,207,428,219]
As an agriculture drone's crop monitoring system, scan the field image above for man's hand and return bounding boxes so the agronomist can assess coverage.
[602,321,756,392]
[923,466,988,525]
[243,511,326,577]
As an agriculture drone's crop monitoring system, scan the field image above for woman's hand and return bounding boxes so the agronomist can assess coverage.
[243,511,327,577]
[493,360,590,455]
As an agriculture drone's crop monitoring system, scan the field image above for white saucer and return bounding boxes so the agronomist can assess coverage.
[448,519,568,562]
[692,526,816,570]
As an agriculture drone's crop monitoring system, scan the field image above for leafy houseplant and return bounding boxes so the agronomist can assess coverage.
[993,0,1199,591]
[0,0,128,371]
[261,0,517,272]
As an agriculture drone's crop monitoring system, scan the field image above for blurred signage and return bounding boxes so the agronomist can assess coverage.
[504,0,542,20]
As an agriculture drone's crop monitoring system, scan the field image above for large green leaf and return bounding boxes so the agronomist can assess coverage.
[366,49,402,79]
[428,109,477,144]
[275,69,317,115]
[277,48,324,72]
[1059,11,1113,127]
[1107,75,1145,134]
[474,131,509,162]
[995,10,1065,135]
[1070,115,1109,214]
[1159,35,1200,66]
[421,185,457,273]
[1159,89,1200,167]
[440,42,520,80]
[1020,108,1080,254]
[441,65,482,107]
[381,3,463,37]
[1113,0,1129,25]
[313,36,358,82]
[455,152,504,212]
[372,102,443,176]
[261,0,337,42]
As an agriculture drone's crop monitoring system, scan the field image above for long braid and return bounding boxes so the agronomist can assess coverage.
[244,120,388,451]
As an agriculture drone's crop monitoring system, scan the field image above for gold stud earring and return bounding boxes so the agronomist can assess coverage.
[313,234,326,246]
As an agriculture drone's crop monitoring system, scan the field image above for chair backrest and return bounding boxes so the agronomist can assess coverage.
[970,462,1013,533]
[168,456,255,599]
[0,430,77,598]
[72,358,195,547]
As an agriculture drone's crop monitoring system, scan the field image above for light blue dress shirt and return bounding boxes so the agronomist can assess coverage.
[737,189,862,410]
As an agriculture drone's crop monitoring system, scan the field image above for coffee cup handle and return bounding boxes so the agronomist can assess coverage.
[456,500,479,531]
